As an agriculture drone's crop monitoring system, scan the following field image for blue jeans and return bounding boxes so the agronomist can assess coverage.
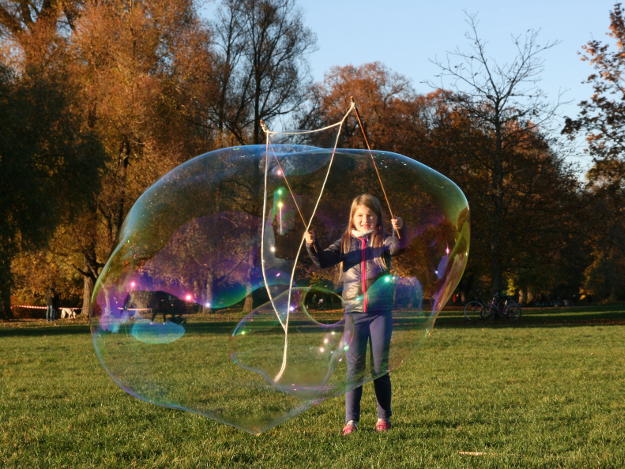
[46,305,54,321]
[343,311,392,422]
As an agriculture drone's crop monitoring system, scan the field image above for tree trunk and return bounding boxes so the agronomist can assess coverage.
[242,155,263,313]
[490,121,505,295]
[203,275,214,314]
[489,211,503,294]
[242,282,254,313]
[81,240,100,318]
[81,274,94,317]
[0,253,13,319]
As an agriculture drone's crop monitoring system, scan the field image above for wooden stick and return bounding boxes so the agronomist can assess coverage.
[350,97,401,239]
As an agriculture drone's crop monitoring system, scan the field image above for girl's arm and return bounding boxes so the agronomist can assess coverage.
[306,238,343,268]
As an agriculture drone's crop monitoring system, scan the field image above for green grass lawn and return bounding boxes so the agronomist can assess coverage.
[2,306,625,468]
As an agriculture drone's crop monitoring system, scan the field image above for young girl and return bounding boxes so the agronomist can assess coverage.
[305,194,403,435]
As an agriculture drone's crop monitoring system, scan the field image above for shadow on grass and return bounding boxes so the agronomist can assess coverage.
[0,323,91,337]
[2,305,625,337]
[436,304,625,329]
[0,321,238,337]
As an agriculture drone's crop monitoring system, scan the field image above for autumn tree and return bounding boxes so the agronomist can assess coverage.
[63,0,217,313]
[581,160,625,301]
[2,0,218,314]
[3,0,317,315]
[563,3,625,301]
[563,3,625,161]
[0,0,108,317]
[0,58,103,317]
[299,62,423,149]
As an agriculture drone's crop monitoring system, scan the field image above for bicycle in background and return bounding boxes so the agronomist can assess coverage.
[464,293,521,320]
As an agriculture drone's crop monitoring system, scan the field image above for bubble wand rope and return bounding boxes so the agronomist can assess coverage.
[261,102,356,382]
[260,102,355,332]
[350,97,401,239]
[260,120,307,229]
[260,112,356,229]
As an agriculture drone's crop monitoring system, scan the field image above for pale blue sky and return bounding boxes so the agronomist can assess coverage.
[299,0,620,173]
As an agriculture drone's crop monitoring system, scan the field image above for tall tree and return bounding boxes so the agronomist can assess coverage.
[580,160,625,301]
[210,0,316,144]
[430,14,559,294]
[66,0,216,313]
[207,0,315,311]
[0,60,103,317]
[563,3,625,301]
[0,0,106,317]
[501,129,587,303]
[1,0,218,314]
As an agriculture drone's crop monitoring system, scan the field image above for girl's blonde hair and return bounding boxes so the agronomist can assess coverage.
[340,194,389,271]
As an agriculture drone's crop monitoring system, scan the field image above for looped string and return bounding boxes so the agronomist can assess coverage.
[260,99,397,382]
[261,102,354,382]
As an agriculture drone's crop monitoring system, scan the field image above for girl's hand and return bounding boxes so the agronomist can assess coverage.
[391,217,403,231]
[304,230,315,245]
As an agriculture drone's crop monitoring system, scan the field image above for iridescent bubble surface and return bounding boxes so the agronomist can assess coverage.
[231,287,347,399]
[90,144,469,433]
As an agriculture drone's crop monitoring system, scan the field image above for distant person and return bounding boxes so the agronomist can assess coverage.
[46,288,57,322]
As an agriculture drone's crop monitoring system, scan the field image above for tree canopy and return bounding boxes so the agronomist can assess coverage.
[2,1,623,316]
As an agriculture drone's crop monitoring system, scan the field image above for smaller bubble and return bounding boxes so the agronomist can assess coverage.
[131,319,185,344]
[231,287,347,399]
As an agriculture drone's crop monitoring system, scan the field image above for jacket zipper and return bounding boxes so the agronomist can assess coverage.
[359,237,368,312]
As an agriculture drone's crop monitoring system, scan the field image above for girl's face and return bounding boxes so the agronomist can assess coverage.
[352,204,378,231]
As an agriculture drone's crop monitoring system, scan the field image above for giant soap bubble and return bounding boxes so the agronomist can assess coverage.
[91,140,469,434]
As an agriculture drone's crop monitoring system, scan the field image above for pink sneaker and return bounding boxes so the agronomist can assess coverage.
[341,420,358,435]
[375,419,391,432]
